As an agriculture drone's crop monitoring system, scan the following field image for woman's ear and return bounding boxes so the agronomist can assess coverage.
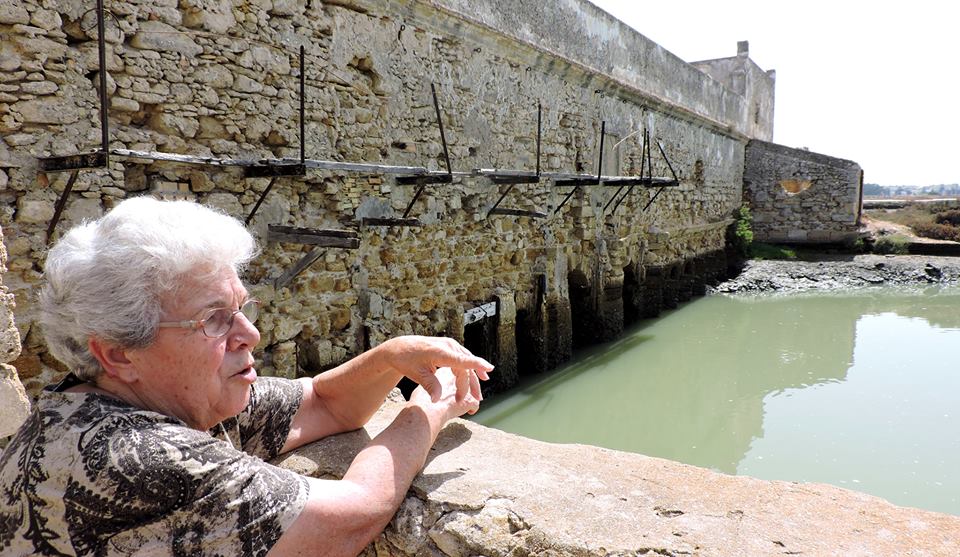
[87,337,139,383]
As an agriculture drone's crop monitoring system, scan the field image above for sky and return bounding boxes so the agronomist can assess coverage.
[587,0,959,187]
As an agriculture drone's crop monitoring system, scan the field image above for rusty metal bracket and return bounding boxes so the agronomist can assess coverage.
[555,120,605,214]
[400,83,454,218]
[270,225,360,289]
[45,169,81,244]
[244,46,308,223]
[485,102,543,218]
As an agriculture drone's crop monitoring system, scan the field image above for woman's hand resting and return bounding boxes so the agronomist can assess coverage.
[379,336,493,404]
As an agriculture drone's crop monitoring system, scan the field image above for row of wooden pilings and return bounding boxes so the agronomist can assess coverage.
[461,248,738,395]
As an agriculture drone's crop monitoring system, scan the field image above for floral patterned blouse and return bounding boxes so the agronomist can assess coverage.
[0,375,309,556]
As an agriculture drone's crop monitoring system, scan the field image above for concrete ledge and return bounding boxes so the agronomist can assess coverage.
[275,392,960,556]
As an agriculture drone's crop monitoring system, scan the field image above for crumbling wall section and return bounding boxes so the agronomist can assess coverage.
[743,139,863,244]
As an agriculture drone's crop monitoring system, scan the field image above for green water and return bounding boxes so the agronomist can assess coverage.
[473,287,960,516]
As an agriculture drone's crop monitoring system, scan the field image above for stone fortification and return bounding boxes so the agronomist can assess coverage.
[743,139,863,244]
[2,0,756,397]
[276,390,960,556]
[0,225,29,442]
[692,41,776,142]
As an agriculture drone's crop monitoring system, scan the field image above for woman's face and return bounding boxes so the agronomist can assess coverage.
[126,268,261,430]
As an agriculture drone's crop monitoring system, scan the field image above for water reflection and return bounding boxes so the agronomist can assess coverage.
[473,287,960,515]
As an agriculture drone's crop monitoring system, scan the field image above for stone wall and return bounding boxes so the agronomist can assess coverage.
[2,0,765,397]
[0,224,30,442]
[276,390,960,556]
[743,139,863,244]
[692,41,776,142]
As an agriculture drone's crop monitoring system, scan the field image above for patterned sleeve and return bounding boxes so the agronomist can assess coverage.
[236,376,305,460]
[66,412,309,557]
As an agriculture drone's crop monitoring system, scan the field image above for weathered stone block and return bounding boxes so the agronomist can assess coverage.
[181,0,236,34]
[29,8,61,31]
[12,97,80,124]
[0,363,29,438]
[130,21,202,56]
[0,2,29,25]
[15,198,53,224]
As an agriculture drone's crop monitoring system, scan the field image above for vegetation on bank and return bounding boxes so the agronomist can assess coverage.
[728,203,924,260]
[728,205,798,260]
[865,202,960,243]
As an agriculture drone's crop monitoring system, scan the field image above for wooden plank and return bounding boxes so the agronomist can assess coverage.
[554,178,600,187]
[38,151,107,172]
[267,225,360,248]
[487,208,547,219]
[113,148,259,167]
[268,224,358,239]
[245,164,306,177]
[477,168,541,184]
[360,217,423,227]
[491,175,541,184]
[463,301,497,326]
[395,173,454,185]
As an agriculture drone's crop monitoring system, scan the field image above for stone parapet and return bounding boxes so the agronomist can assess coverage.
[277,391,960,556]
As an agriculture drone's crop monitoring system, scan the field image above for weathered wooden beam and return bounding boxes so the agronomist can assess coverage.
[603,177,679,187]
[359,217,423,227]
[487,208,547,219]
[267,224,360,248]
[477,169,541,185]
[38,152,107,172]
[395,173,454,186]
[113,149,260,167]
[463,301,497,326]
[554,178,600,187]
[245,163,306,177]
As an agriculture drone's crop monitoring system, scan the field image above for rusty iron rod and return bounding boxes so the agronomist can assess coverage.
[611,128,647,215]
[96,0,109,163]
[596,120,605,181]
[655,138,679,182]
[536,101,541,176]
[300,45,305,164]
[46,169,80,243]
[486,183,516,218]
[245,176,278,225]
[431,83,452,176]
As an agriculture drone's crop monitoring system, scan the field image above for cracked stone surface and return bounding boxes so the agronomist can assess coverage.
[274,390,960,556]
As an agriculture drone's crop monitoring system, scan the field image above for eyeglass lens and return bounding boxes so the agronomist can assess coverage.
[203,300,259,337]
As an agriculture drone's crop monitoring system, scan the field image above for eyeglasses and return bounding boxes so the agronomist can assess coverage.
[158,299,260,338]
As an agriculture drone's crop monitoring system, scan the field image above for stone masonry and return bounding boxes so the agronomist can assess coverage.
[2,0,756,400]
[743,139,863,243]
[0,224,29,443]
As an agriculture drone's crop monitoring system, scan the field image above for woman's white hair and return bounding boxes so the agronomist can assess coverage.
[39,197,258,381]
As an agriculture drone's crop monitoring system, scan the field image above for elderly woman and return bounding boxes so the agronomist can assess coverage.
[0,197,492,556]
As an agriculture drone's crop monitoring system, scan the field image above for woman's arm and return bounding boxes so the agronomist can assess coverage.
[267,368,477,557]
[280,336,493,452]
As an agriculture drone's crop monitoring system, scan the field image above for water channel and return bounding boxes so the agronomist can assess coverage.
[473,287,960,516]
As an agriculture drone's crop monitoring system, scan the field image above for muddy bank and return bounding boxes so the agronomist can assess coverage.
[713,254,960,294]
